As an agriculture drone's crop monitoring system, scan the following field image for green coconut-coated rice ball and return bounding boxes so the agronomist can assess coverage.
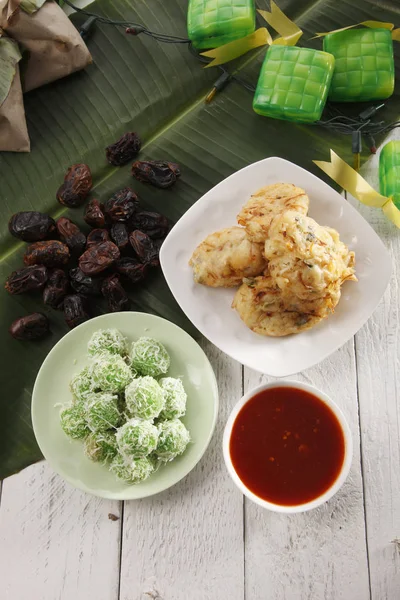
[70,366,96,405]
[116,418,159,459]
[91,354,132,392]
[125,376,165,420]
[156,419,190,462]
[159,377,187,420]
[84,431,118,463]
[110,453,155,484]
[87,328,128,357]
[85,392,121,433]
[130,337,170,377]
[60,405,88,439]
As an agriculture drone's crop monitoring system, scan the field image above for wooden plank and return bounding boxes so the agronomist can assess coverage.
[0,462,121,600]
[119,341,244,600]
[347,132,400,600]
[243,341,371,600]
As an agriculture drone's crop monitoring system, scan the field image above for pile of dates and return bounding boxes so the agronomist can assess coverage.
[6,149,174,340]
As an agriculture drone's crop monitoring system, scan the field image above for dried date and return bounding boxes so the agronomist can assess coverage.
[106,132,141,166]
[43,269,69,309]
[9,313,49,340]
[129,230,159,267]
[57,164,92,208]
[131,160,180,189]
[103,188,139,223]
[102,274,129,312]
[23,240,70,267]
[64,294,90,328]
[110,223,130,252]
[70,268,103,295]
[115,257,147,283]
[56,217,86,255]
[130,211,169,239]
[8,211,56,242]
[5,265,48,295]
[79,241,120,275]
[86,228,110,248]
[84,199,106,228]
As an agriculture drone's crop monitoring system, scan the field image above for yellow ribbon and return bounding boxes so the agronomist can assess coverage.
[201,0,302,67]
[392,28,400,41]
[201,28,272,68]
[312,20,399,40]
[257,5,303,46]
[313,150,400,228]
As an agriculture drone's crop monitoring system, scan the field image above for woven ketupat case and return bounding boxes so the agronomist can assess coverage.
[187,0,255,50]
[253,45,335,123]
[323,28,395,102]
[380,141,400,208]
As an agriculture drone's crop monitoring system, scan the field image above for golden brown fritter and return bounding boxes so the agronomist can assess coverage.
[265,211,356,300]
[232,275,325,337]
[237,183,309,242]
[189,226,266,288]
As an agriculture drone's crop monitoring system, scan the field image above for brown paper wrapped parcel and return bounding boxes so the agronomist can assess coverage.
[0,0,92,151]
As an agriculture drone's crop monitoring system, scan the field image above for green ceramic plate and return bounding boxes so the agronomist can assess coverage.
[32,312,218,499]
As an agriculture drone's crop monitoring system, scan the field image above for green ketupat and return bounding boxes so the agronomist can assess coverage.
[253,46,335,123]
[379,140,400,208]
[323,28,394,102]
[187,0,256,50]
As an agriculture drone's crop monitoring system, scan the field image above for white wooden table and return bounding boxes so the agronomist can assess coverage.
[1,133,399,600]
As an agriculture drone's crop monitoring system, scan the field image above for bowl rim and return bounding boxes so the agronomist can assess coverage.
[222,380,353,513]
[31,311,219,500]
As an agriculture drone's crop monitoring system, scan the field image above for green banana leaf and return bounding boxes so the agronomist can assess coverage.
[1,0,399,479]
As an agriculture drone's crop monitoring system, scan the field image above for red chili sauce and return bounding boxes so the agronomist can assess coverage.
[230,387,345,506]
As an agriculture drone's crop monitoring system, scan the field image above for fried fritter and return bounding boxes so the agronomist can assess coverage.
[237,183,309,242]
[232,276,324,337]
[265,211,356,300]
[189,226,266,288]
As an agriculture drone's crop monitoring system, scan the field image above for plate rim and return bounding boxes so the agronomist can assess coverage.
[160,156,392,377]
[31,311,219,500]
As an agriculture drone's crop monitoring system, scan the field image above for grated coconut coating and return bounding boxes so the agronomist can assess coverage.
[130,337,170,377]
[116,418,159,458]
[60,405,88,439]
[159,377,187,420]
[110,453,155,484]
[84,431,118,463]
[156,419,190,462]
[70,366,96,405]
[91,354,132,392]
[125,376,165,420]
[85,392,121,433]
[87,328,128,357]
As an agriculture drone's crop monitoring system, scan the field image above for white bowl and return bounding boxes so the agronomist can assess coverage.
[222,381,353,513]
[160,157,391,377]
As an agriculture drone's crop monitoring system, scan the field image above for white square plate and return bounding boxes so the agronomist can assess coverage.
[160,157,391,377]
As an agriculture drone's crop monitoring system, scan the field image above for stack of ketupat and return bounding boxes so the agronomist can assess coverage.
[190,183,356,336]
